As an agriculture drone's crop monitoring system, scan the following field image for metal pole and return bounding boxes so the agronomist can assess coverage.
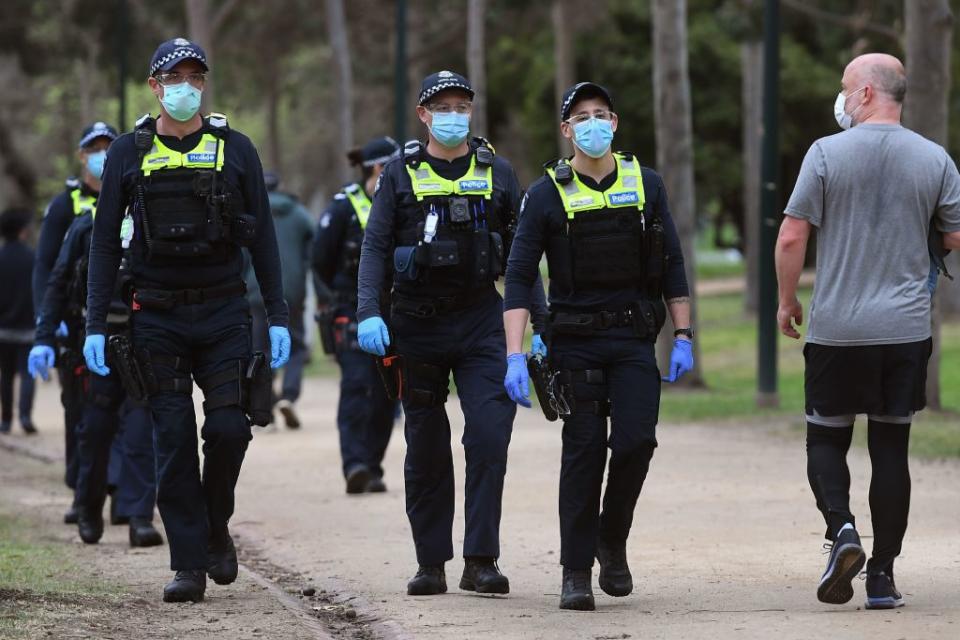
[756,0,780,408]
[394,0,407,144]
[117,0,128,131]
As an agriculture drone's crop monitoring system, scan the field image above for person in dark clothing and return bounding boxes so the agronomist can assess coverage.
[356,70,549,597]
[82,38,290,604]
[503,83,693,611]
[32,121,118,521]
[244,171,314,429]
[0,207,36,435]
[28,210,164,549]
[313,136,400,494]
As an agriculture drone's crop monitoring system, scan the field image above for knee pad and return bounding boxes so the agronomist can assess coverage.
[405,360,449,408]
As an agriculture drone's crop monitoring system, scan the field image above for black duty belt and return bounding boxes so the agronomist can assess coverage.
[132,280,247,311]
[393,289,494,318]
[551,308,637,332]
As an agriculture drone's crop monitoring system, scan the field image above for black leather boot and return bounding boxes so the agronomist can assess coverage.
[207,532,239,585]
[129,517,164,547]
[63,501,79,524]
[76,506,104,544]
[559,568,595,611]
[163,570,206,603]
[459,557,510,594]
[407,565,447,596]
[596,539,633,597]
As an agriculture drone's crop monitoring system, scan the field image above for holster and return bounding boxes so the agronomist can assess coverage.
[107,335,150,403]
[376,350,404,401]
[243,352,273,426]
[315,309,336,355]
[56,348,86,409]
[527,354,566,422]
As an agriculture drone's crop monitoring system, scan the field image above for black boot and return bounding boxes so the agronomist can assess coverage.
[129,517,164,547]
[596,539,632,597]
[366,476,387,493]
[345,465,372,495]
[459,557,510,594]
[76,506,104,544]
[63,501,79,524]
[207,532,239,585]
[163,570,206,603]
[559,568,595,611]
[407,565,447,596]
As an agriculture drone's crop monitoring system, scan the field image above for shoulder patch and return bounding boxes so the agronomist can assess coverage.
[320,213,332,228]
[519,192,529,214]
[374,173,384,195]
[333,193,347,200]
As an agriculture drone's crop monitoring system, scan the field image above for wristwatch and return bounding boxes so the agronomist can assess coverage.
[674,328,695,340]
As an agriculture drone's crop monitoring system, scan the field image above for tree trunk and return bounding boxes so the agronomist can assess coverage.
[325,0,354,185]
[741,38,763,314]
[552,0,574,157]
[903,0,953,410]
[466,0,488,137]
[265,51,282,175]
[185,0,215,113]
[652,0,703,387]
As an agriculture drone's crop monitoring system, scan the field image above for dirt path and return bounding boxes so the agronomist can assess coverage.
[7,376,960,639]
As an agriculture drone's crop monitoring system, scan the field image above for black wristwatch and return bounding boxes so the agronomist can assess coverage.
[674,328,695,340]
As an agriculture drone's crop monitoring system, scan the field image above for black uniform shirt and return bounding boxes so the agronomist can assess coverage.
[357,145,548,332]
[35,214,93,347]
[32,182,95,313]
[504,163,689,313]
[312,187,366,299]
[86,120,288,336]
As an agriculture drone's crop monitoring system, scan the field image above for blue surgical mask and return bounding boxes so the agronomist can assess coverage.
[160,82,202,122]
[86,150,106,180]
[572,117,614,158]
[429,112,470,147]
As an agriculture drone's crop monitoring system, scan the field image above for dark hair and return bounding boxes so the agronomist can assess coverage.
[0,207,31,241]
[346,148,376,182]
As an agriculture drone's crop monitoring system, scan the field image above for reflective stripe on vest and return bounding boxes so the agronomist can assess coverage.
[405,154,493,201]
[546,153,646,219]
[343,184,373,230]
[140,133,225,176]
[70,188,97,216]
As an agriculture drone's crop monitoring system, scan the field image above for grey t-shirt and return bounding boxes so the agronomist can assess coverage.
[785,123,960,346]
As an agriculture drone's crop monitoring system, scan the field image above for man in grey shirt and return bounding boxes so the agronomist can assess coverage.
[776,53,960,610]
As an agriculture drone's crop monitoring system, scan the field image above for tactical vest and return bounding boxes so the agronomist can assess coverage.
[339,183,372,280]
[133,112,253,267]
[394,138,507,293]
[69,183,97,216]
[545,152,664,293]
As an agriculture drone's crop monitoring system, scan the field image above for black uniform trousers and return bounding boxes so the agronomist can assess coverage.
[132,295,252,571]
[551,326,660,570]
[390,293,516,566]
[59,356,85,490]
[335,347,396,479]
[74,373,157,520]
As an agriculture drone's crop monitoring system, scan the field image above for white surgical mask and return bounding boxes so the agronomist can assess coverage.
[834,87,865,130]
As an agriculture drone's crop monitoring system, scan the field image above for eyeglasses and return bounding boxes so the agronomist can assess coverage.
[154,71,207,88]
[566,110,615,125]
[426,102,473,115]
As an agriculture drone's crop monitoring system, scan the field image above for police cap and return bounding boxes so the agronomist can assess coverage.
[78,121,119,149]
[560,82,614,122]
[418,70,474,106]
[149,37,209,76]
[360,137,401,167]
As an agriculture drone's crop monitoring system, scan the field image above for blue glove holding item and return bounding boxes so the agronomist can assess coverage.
[83,334,110,377]
[28,345,56,381]
[504,353,531,408]
[358,316,390,356]
[531,334,547,357]
[269,326,291,369]
[55,321,69,338]
[662,338,693,383]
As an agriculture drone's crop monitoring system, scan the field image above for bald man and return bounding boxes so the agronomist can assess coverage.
[777,53,960,610]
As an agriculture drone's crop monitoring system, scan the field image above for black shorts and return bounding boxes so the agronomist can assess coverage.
[803,338,932,418]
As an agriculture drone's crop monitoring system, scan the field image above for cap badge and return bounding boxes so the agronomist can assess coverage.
[438,70,454,78]
[173,37,190,46]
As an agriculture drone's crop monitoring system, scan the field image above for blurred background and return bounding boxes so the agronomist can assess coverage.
[0,0,957,452]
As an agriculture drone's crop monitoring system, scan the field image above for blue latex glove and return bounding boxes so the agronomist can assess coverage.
[531,334,547,358]
[28,345,56,381]
[662,338,693,383]
[269,326,291,369]
[55,321,69,338]
[358,316,390,356]
[504,353,531,408]
[83,334,110,377]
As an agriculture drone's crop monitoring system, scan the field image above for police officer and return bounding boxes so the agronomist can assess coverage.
[27,198,163,549]
[357,70,547,596]
[32,122,118,522]
[502,83,694,611]
[313,137,401,494]
[82,38,290,603]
